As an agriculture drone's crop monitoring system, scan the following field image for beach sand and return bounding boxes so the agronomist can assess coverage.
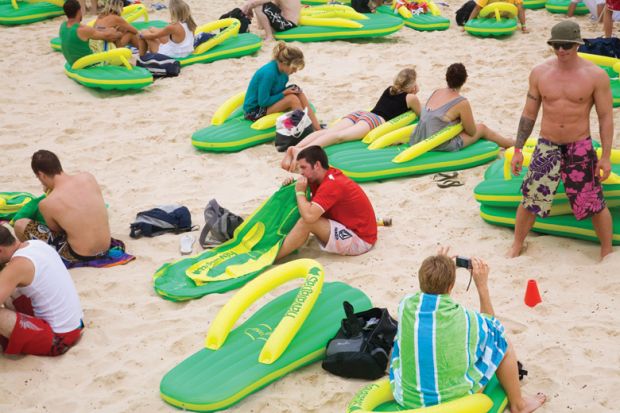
[1,1,619,412]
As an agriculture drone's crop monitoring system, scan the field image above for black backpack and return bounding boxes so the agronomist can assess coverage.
[219,8,252,33]
[137,53,181,78]
[322,301,398,380]
[455,0,476,26]
[129,205,194,238]
[578,37,620,58]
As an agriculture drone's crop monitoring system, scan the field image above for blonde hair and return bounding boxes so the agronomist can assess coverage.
[418,255,456,295]
[169,0,197,33]
[101,0,123,16]
[390,67,417,95]
[272,41,305,71]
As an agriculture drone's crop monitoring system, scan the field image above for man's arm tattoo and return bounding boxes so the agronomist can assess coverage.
[515,116,535,149]
[526,92,538,101]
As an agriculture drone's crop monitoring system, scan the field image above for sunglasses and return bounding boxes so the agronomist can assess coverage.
[550,42,576,50]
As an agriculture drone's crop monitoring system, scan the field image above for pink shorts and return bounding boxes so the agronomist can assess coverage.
[0,296,83,356]
[343,111,384,130]
[319,219,374,256]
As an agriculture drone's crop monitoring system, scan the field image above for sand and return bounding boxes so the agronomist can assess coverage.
[1,1,619,412]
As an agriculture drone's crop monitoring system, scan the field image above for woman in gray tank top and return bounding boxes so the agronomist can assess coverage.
[409,63,514,151]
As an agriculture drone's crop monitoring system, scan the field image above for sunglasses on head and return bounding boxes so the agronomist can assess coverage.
[550,42,576,50]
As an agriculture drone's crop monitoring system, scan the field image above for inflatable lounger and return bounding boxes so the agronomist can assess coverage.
[0,192,35,220]
[465,2,518,37]
[376,2,450,32]
[160,259,372,412]
[0,0,63,26]
[153,185,300,301]
[192,92,315,152]
[578,52,620,107]
[523,0,547,9]
[64,48,153,90]
[175,18,262,67]
[348,375,507,413]
[475,152,620,213]
[275,5,403,42]
[50,4,168,51]
[324,112,499,182]
[545,0,588,14]
[480,204,620,245]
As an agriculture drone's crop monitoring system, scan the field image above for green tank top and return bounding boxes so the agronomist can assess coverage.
[59,22,92,65]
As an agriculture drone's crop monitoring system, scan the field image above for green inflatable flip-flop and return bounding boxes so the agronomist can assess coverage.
[376,4,450,32]
[160,259,372,412]
[275,5,403,42]
[153,185,300,301]
[347,374,507,413]
[464,2,518,37]
[545,0,588,14]
[0,192,35,220]
[0,0,63,26]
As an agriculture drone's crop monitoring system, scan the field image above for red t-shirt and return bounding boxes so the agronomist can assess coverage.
[310,168,377,244]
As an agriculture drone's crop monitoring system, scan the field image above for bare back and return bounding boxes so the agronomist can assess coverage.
[95,14,132,33]
[533,57,609,144]
[40,173,110,256]
[276,0,301,23]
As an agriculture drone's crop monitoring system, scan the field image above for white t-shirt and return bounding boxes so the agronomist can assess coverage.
[14,240,83,333]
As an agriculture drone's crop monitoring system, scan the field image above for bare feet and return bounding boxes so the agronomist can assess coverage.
[506,242,527,258]
[287,147,301,172]
[510,393,546,413]
[600,246,614,261]
[281,147,294,171]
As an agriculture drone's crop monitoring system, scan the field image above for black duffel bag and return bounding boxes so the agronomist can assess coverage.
[322,301,398,380]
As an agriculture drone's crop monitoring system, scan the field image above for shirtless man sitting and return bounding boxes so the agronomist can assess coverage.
[0,226,84,357]
[241,0,301,41]
[508,21,614,259]
[13,150,112,265]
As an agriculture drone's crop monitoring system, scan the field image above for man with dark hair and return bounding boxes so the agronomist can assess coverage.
[0,225,84,357]
[390,247,545,413]
[276,145,377,260]
[14,150,113,265]
[509,21,614,259]
[59,0,121,65]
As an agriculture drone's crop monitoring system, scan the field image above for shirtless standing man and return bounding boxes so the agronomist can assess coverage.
[241,0,301,41]
[14,150,112,264]
[508,21,614,259]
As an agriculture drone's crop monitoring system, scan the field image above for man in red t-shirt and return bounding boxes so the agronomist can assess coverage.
[276,146,377,260]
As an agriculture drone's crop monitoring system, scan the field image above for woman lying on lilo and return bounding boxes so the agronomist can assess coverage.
[281,67,421,171]
[243,42,321,131]
[409,63,514,151]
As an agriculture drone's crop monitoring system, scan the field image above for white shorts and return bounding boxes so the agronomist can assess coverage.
[319,219,374,256]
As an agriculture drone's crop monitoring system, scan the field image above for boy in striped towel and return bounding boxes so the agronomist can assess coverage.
[389,248,546,413]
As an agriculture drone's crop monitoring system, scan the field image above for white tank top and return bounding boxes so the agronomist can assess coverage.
[158,22,194,58]
[14,240,83,333]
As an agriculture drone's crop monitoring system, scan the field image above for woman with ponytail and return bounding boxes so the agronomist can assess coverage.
[281,67,421,171]
[243,41,321,130]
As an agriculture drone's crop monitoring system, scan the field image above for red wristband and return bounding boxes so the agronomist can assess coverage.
[514,148,522,153]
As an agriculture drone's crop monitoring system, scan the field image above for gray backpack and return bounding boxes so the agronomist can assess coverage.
[199,199,244,248]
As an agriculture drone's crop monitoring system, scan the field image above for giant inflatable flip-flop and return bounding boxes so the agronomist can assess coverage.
[275,4,403,42]
[347,374,507,413]
[0,0,64,26]
[160,259,372,412]
[0,192,35,220]
[325,111,499,182]
[475,140,620,245]
[153,185,300,301]
[376,0,450,32]
[464,2,518,37]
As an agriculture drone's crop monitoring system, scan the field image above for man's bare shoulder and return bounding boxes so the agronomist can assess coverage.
[531,58,555,75]
[579,58,608,79]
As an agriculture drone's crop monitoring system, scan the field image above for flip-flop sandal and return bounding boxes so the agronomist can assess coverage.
[180,234,195,255]
[432,171,459,182]
[437,179,464,188]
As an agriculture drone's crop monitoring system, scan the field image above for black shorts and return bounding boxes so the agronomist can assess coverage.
[244,106,267,121]
[262,2,297,32]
